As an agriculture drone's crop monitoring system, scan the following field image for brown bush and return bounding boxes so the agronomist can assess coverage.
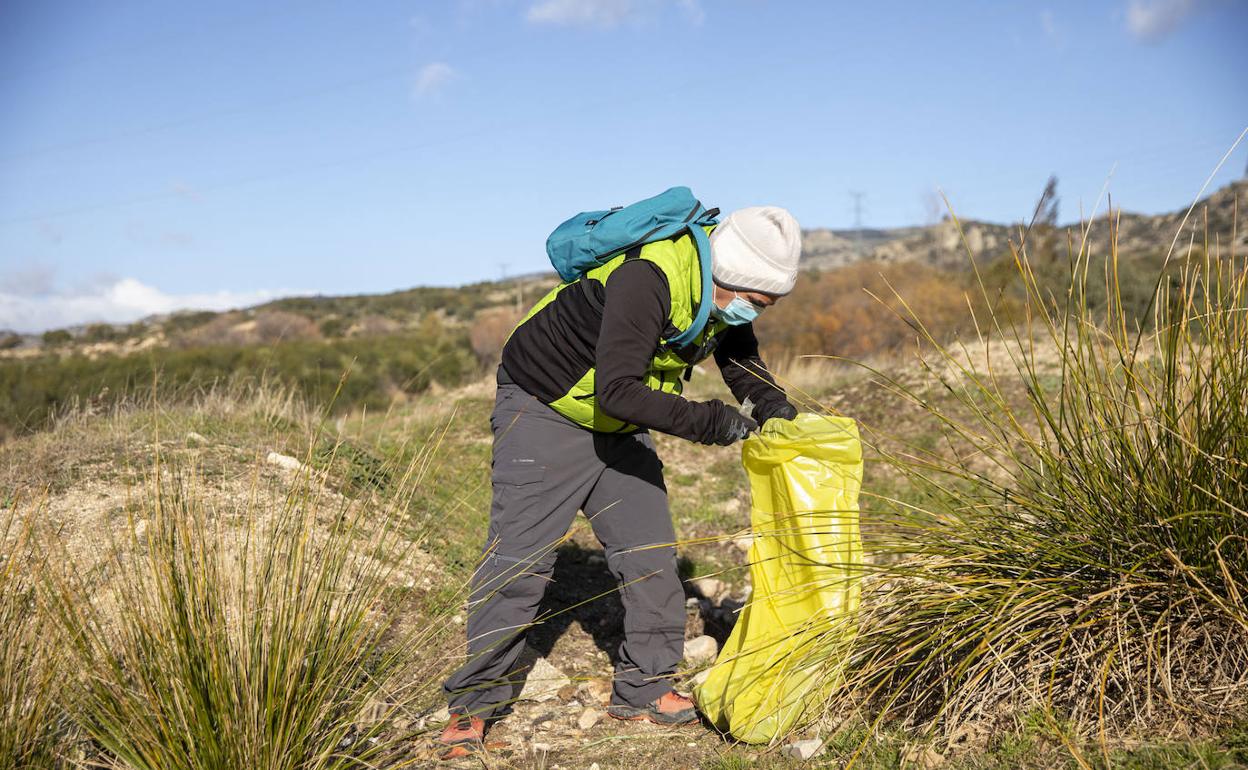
[346,315,401,338]
[179,310,321,347]
[469,306,523,365]
[756,261,977,359]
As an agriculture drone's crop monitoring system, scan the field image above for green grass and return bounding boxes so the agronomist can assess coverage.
[0,328,479,439]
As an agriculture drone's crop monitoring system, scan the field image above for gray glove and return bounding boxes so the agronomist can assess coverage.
[706,400,759,446]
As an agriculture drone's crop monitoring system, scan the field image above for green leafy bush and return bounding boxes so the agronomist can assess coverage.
[0,328,478,438]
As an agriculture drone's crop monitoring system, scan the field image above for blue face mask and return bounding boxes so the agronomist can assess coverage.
[711,294,761,326]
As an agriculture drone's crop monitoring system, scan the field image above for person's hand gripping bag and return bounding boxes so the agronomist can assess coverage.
[694,413,863,744]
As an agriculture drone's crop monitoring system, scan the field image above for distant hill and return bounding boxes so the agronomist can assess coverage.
[801,179,1247,271]
[5,180,1244,357]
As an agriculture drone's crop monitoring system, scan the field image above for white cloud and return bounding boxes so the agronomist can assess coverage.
[525,0,703,27]
[527,0,638,26]
[1039,8,1064,49]
[677,0,704,26]
[0,277,302,333]
[1125,0,1202,42]
[414,62,458,97]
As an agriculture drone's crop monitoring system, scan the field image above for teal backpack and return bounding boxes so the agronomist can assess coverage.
[545,186,719,348]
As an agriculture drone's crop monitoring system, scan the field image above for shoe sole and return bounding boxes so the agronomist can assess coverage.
[607,709,699,726]
[438,743,478,760]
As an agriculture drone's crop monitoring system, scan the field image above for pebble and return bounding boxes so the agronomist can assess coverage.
[518,657,572,703]
[683,635,719,665]
[589,764,600,770]
[783,738,825,760]
[578,679,611,705]
[133,519,148,538]
[733,534,754,554]
[532,741,552,753]
[690,668,711,687]
[690,577,725,601]
[577,708,603,730]
[265,451,306,472]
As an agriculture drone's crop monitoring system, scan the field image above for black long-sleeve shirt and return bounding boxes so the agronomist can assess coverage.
[501,260,790,443]
[595,261,788,441]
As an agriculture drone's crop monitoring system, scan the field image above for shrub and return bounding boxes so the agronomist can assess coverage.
[43,465,413,769]
[756,261,985,360]
[814,209,1248,737]
[40,330,71,348]
[469,306,522,365]
[0,330,478,438]
[0,508,65,769]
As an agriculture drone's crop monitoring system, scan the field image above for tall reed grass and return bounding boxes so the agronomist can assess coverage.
[810,200,1248,744]
[0,507,65,769]
[29,405,458,769]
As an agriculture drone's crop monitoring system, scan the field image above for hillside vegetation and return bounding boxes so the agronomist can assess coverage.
[3,181,1244,441]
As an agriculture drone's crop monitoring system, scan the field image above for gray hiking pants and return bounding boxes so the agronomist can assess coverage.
[442,376,684,716]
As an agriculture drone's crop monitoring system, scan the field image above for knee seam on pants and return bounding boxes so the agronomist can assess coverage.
[606,542,674,562]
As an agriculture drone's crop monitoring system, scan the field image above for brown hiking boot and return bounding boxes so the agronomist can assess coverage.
[437,713,485,760]
[607,691,699,725]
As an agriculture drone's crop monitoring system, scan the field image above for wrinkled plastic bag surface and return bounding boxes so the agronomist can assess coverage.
[694,413,863,744]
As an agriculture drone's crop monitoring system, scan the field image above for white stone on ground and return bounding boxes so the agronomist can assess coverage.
[683,634,719,665]
[265,451,306,472]
[690,577,725,601]
[576,708,603,730]
[518,657,571,702]
[783,738,825,760]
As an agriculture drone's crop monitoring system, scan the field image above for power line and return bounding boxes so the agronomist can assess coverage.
[849,190,866,256]
[0,71,713,228]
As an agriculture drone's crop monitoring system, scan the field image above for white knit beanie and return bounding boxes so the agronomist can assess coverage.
[709,206,802,296]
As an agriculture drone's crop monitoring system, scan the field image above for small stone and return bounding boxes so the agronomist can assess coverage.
[518,657,572,703]
[691,668,711,687]
[577,679,611,705]
[723,498,743,514]
[683,635,718,665]
[557,684,577,701]
[133,519,148,538]
[531,741,551,753]
[185,431,209,446]
[265,451,306,472]
[452,614,464,624]
[415,705,450,730]
[783,739,825,760]
[691,577,725,601]
[589,764,600,770]
[577,708,603,730]
[733,534,754,554]
[685,596,701,609]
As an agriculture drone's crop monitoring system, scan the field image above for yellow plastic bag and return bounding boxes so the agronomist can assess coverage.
[694,413,863,744]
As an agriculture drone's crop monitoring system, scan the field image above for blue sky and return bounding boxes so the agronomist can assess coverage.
[1,0,1245,331]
